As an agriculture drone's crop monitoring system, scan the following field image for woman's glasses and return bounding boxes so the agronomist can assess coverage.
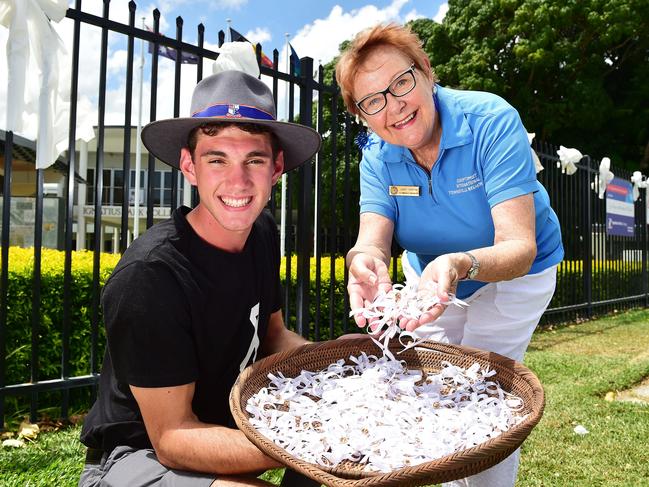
[355,64,417,116]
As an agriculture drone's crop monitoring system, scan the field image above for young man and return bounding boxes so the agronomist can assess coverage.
[78,70,321,487]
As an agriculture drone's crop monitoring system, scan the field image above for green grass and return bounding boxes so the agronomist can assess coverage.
[0,424,85,487]
[519,311,649,487]
[2,310,649,486]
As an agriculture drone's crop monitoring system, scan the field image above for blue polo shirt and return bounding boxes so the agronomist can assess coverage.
[359,85,564,299]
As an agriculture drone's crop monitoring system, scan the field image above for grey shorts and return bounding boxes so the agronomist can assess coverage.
[78,446,321,487]
[78,446,215,487]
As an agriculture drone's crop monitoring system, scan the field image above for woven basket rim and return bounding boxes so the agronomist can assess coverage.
[230,337,545,487]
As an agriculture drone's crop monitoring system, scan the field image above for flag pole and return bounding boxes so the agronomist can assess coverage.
[313,58,321,258]
[280,33,290,257]
[134,16,146,239]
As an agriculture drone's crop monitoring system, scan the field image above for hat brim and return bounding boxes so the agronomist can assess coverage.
[141,117,321,173]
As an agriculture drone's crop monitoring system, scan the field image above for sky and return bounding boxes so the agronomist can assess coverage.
[0,0,448,144]
[113,0,448,62]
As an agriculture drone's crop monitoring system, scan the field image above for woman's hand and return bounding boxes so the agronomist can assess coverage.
[400,253,470,332]
[347,252,393,328]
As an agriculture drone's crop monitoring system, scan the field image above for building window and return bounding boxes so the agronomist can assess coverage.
[86,168,182,207]
[129,170,146,205]
[112,170,124,206]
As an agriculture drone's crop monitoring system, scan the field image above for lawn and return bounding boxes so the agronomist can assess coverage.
[2,310,649,486]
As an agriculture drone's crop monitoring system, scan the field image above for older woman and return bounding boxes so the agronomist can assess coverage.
[335,23,563,486]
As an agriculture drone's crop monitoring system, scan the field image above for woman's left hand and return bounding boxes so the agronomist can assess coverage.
[400,253,469,331]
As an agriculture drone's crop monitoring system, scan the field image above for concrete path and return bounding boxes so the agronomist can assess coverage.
[615,377,649,405]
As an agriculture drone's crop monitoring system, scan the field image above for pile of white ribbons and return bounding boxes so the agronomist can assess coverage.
[247,349,526,472]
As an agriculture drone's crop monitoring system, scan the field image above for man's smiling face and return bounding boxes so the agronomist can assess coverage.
[180,125,283,251]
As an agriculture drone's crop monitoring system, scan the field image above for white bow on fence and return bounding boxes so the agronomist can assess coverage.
[1,0,95,169]
[556,146,581,175]
[631,171,647,202]
[593,157,614,199]
[213,41,260,77]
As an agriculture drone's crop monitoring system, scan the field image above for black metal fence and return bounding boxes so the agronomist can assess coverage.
[535,146,649,324]
[1,1,648,425]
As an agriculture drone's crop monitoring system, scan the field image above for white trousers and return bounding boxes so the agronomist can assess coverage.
[403,253,558,487]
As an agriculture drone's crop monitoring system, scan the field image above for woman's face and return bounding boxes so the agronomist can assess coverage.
[352,45,436,152]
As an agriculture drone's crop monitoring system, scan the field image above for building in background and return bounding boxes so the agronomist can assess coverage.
[1,127,189,253]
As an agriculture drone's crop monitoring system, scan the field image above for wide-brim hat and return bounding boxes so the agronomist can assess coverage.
[141,70,321,173]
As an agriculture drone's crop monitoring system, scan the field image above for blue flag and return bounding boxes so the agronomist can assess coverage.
[289,43,301,77]
[146,26,199,64]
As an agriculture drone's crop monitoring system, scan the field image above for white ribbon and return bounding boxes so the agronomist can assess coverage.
[527,132,543,173]
[594,157,614,199]
[2,0,95,169]
[212,41,260,78]
[631,171,647,202]
[556,145,581,175]
[247,351,526,472]
[350,282,468,352]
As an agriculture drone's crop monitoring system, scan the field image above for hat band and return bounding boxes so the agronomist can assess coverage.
[192,103,274,121]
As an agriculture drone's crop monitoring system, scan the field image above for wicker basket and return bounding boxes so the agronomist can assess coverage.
[230,337,544,487]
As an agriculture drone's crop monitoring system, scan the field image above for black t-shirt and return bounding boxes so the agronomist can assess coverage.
[80,207,282,453]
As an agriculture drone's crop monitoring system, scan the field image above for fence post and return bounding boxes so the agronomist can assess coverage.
[0,130,14,429]
[87,0,111,419]
[642,188,648,307]
[295,57,314,338]
[119,2,136,253]
[170,16,184,209]
[146,9,161,230]
[582,155,593,319]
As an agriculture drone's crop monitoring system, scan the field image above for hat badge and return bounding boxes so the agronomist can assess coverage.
[227,104,241,117]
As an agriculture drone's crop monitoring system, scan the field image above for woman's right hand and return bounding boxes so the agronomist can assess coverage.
[347,253,393,327]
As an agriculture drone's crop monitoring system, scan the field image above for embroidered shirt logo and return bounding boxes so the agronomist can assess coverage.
[448,173,483,196]
[227,104,241,117]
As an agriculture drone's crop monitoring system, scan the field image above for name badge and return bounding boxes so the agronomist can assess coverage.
[389,185,420,197]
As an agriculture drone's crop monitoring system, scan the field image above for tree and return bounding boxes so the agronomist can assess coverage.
[409,0,649,170]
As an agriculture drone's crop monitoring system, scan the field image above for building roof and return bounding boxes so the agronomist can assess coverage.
[0,130,86,183]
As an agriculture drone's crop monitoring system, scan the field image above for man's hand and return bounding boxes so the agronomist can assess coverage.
[347,253,393,327]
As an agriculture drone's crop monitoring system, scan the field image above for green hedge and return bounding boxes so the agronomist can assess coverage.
[551,260,646,309]
[1,248,120,419]
[2,248,119,385]
[1,247,646,418]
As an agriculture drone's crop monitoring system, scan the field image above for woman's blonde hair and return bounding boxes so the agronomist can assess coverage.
[335,23,437,116]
